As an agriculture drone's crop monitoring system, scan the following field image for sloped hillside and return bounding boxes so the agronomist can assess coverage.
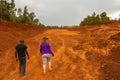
[0,21,120,80]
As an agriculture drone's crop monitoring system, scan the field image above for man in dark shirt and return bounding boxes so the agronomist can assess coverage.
[15,39,29,76]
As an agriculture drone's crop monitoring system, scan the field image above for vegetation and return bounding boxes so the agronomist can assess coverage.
[80,12,120,26]
[0,0,119,27]
[0,0,44,27]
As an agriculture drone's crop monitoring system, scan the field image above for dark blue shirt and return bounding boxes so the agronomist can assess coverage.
[16,44,27,58]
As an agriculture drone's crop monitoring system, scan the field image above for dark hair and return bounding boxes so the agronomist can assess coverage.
[20,39,24,43]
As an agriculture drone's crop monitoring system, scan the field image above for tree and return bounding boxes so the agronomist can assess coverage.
[16,8,23,23]
[9,0,17,22]
[17,8,22,16]
[0,0,10,20]
[80,12,98,25]
[0,0,44,27]
[100,12,110,23]
[95,14,100,24]
[33,19,39,25]
[9,0,15,15]
[29,12,36,21]
[80,12,111,26]
[92,12,96,18]
[23,6,29,23]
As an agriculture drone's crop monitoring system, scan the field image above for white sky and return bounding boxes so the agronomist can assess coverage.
[15,0,120,26]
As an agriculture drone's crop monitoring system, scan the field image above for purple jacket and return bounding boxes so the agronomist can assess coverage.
[40,42,54,56]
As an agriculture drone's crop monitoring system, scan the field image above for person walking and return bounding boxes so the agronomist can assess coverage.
[40,37,54,74]
[15,39,29,76]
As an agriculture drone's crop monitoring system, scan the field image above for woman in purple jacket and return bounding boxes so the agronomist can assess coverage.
[40,37,54,74]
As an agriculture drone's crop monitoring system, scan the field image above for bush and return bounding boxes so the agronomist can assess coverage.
[80,12,111,26]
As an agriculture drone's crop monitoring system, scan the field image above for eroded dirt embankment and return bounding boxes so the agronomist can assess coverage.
[0,21,120,80]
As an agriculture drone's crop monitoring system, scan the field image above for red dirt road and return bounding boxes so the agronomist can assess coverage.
[0,21,120,80]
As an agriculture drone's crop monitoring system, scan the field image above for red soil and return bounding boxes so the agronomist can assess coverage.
[0,20,120,80]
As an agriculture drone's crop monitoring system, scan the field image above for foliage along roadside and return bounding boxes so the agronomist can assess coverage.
[80,12,120,26]
[0,0,45,27]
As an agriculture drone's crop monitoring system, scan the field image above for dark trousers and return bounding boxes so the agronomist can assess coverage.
[19,57,26,76]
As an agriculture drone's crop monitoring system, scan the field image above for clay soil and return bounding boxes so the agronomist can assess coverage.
[0,20,120,80]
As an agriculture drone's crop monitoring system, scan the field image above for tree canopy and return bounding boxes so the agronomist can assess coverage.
[80,12,120,26]
[0,0,44,27]
[80,12,111,26]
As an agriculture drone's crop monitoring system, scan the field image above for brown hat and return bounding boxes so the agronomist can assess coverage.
[43,37,48,40]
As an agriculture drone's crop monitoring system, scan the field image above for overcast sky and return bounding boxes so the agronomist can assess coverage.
[15,0,120,26]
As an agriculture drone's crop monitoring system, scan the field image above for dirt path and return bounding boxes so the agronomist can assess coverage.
[1,24,120,80]
[1,21,120,80]
[3,29,83,80]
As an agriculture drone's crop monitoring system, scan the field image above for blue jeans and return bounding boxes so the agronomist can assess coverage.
[19,57,26,76]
